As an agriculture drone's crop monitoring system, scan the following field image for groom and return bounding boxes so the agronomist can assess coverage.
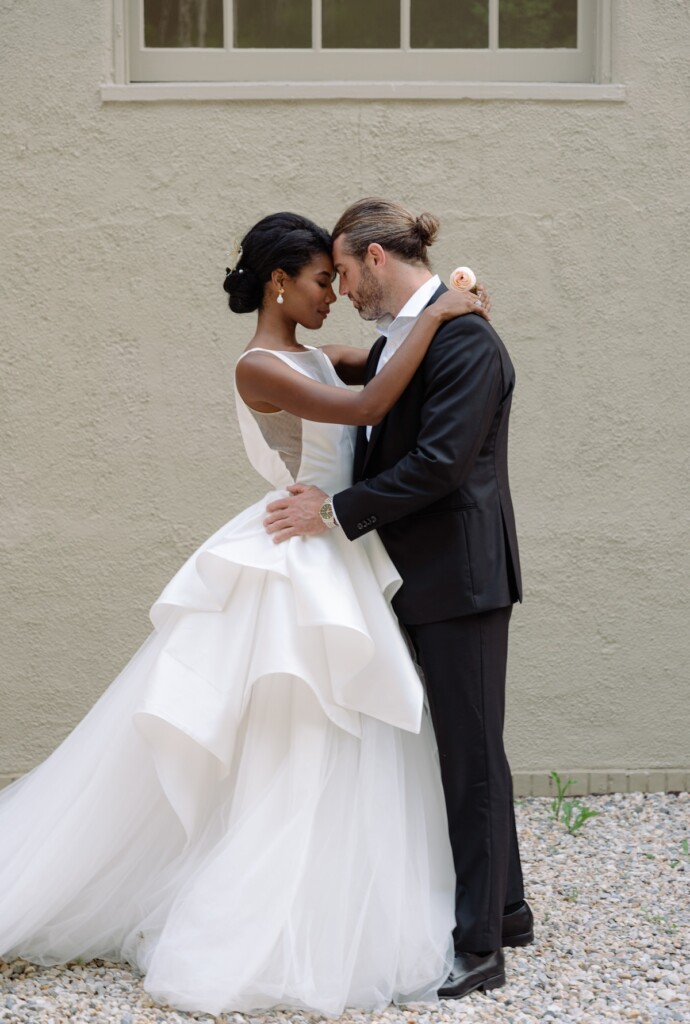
[264,197,532,999]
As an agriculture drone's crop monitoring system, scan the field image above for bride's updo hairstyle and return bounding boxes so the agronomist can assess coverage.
[223,213,332,314]
[331,197,439,270]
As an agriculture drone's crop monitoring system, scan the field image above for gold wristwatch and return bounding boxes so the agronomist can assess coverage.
[318,497,338,529]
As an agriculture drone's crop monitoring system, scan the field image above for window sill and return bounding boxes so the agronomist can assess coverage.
[100,81,626,103]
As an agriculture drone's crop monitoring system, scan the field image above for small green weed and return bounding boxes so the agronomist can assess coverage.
[669,837,689,870]
[562,799,600,835]
[549,771,600,835]
[549,770,575,822]
[642,907,678,934]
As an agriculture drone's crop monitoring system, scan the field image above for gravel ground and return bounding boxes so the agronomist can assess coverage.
[1,792,688,1024]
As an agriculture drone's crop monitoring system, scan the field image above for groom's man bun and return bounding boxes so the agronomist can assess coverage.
[414,211,440,249]
[332,198,439,269]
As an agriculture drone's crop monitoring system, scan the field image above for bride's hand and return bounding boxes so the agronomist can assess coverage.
[476,282,491,315]
[428,283,491,322]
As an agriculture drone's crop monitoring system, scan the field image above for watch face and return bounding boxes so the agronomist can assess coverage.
[319,501,333,522]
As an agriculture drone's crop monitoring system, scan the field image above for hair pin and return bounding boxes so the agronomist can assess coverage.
[224,241,243,272]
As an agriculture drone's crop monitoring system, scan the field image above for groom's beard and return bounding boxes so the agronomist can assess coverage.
[353,266,387,322]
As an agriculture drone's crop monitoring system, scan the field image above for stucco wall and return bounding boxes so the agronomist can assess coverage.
[1,1,689,785]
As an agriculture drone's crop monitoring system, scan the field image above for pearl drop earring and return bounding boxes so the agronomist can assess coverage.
[277,292,284,305]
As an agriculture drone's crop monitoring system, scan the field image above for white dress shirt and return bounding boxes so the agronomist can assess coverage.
[366,274,441,439]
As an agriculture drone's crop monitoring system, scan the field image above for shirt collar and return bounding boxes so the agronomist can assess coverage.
[376,274,441,338]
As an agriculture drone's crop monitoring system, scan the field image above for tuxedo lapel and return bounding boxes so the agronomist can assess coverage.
[362,411,385,475]
[353,336,386,481]
[353,423,369,482]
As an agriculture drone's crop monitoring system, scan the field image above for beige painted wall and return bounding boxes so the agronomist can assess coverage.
[1,2,689,786]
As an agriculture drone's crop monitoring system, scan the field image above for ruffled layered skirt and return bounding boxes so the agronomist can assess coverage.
[0,493,455,1015]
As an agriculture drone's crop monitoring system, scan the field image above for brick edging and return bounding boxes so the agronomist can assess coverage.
[1,769,688,794]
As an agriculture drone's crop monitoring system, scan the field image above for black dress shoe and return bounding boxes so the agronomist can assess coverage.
[502,899,534,947]
[438,949,505,999]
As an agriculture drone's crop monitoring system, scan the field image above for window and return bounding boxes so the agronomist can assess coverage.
[106,0,620,100]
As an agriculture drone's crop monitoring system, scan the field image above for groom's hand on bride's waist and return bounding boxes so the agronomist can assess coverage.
[265,485,330,543]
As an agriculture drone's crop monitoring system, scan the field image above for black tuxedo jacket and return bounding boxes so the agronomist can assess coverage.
[334,285,522,625]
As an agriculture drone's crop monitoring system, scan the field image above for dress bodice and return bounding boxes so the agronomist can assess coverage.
[234,348,356,493]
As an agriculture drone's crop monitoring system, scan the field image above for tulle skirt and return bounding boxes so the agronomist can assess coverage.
[0,493,455,1015]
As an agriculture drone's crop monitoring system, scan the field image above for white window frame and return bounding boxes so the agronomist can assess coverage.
[102,0,624,102]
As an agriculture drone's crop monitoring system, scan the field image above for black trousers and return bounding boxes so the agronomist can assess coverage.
[406,606,524,952]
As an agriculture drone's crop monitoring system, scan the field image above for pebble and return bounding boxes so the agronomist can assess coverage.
[1,793,688,1023]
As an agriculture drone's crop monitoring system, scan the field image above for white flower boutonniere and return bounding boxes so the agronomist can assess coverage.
[449,266,477,292]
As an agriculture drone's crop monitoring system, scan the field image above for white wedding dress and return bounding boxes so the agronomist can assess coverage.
[0,347,455,1016]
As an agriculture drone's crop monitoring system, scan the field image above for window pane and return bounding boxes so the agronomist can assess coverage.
[499,0,577,48]
[411,0,488,49]
[235,0,311,48]
[323,0,400,49]
[144,0,223,48]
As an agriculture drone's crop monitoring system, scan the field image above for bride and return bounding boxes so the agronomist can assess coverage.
[0,212,489,1016]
